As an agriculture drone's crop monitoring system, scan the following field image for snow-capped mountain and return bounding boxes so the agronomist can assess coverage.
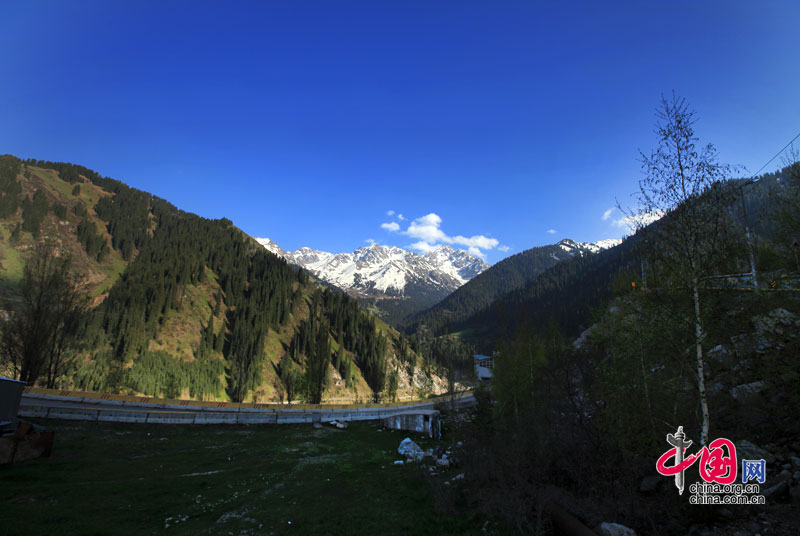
[255,236,620,326]
[255,238,488,298]
[404,236,625,332]
[556,238,622,256]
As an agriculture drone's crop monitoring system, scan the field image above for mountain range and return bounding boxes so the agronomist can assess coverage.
[402,237,622,335]
[256,237,620,326]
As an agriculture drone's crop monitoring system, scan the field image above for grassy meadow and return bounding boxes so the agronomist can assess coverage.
[2,419,482,535]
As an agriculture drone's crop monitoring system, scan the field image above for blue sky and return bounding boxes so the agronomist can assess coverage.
[1,1,799,264]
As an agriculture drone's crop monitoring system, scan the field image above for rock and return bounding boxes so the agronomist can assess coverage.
[731,381,764,402]
[737,440,776,464]
[790,456,800,471]
[452,473,464,480]
[398,438,424,462]
[436,457,450,468]
[393,460,404,465]
[599,522,637,536]
[775,469,792,484]
[794,471,800,481]
[719,508,734,520]
[790,485,800,503]
[639,475,662,494]
[762,480,789,499]
[328,420,348,429]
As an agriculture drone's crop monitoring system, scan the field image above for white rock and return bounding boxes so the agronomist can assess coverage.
[398,438,424,462]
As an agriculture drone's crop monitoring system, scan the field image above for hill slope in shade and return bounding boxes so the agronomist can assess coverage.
[404,237,620,335]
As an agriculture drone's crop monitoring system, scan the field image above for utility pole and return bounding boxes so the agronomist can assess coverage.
[739,179,759,292]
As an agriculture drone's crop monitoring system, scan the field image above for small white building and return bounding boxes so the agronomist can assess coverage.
[473,354,494,383]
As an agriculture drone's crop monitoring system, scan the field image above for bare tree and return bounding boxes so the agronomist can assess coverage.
[626,93,739,445]
[0,243,87,387]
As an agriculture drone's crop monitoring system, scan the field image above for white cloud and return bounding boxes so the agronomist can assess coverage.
[398,212,501,257]
[602,207,616,221]
[386,210,395,216]
[468,246,485,259]
[611,209,664,232]
[547,229,557,235]
[405,213,449,244]
[381,222,400,232]
[409,240,436,253]
[397,213,405,221]
[404,213,499,250]
[498,245,511,252]
[365,238,376,245]
[452,234,499,249]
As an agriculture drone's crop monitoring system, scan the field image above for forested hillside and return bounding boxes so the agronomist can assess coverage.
[414,164,800,353]
[456,98,800,534]
[404,239,628,343]
[0,155,453,403]
[456,237,639,349]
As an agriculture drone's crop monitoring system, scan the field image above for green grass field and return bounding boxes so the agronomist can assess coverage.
[2,420,482,535]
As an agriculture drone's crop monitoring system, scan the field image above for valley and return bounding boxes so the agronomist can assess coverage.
[3,4,800,533]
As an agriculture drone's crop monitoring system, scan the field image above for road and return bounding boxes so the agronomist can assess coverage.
[18,389,475,425]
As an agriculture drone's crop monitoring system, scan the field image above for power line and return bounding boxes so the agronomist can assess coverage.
[753,129,800,177]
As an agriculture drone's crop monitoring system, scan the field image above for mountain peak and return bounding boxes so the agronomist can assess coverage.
[557,237,622,255]
[254,238,488,298]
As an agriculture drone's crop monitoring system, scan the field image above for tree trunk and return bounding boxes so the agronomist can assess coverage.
[693,279,710,446]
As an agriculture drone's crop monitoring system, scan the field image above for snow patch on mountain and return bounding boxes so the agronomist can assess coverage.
[255,236,622,299]
[255,239,489,297]
[557,238,622,256]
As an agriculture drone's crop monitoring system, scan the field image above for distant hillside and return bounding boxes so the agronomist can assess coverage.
[255,238,488,326]
[420,165,798,352]
[459,238,640,352]
[0,155,451,403]
[403,238,620,336]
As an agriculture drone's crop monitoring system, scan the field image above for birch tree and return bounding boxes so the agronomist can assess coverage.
[628,93,739,445]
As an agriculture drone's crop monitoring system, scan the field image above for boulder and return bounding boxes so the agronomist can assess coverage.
[639,475,662,494]
[599,522,637,536]
[790,456,800,471]
[737,440,776,464]
[774,469,792,484]
[730,381,764,402]
[762,480,789,499]
[398,437,424,462]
